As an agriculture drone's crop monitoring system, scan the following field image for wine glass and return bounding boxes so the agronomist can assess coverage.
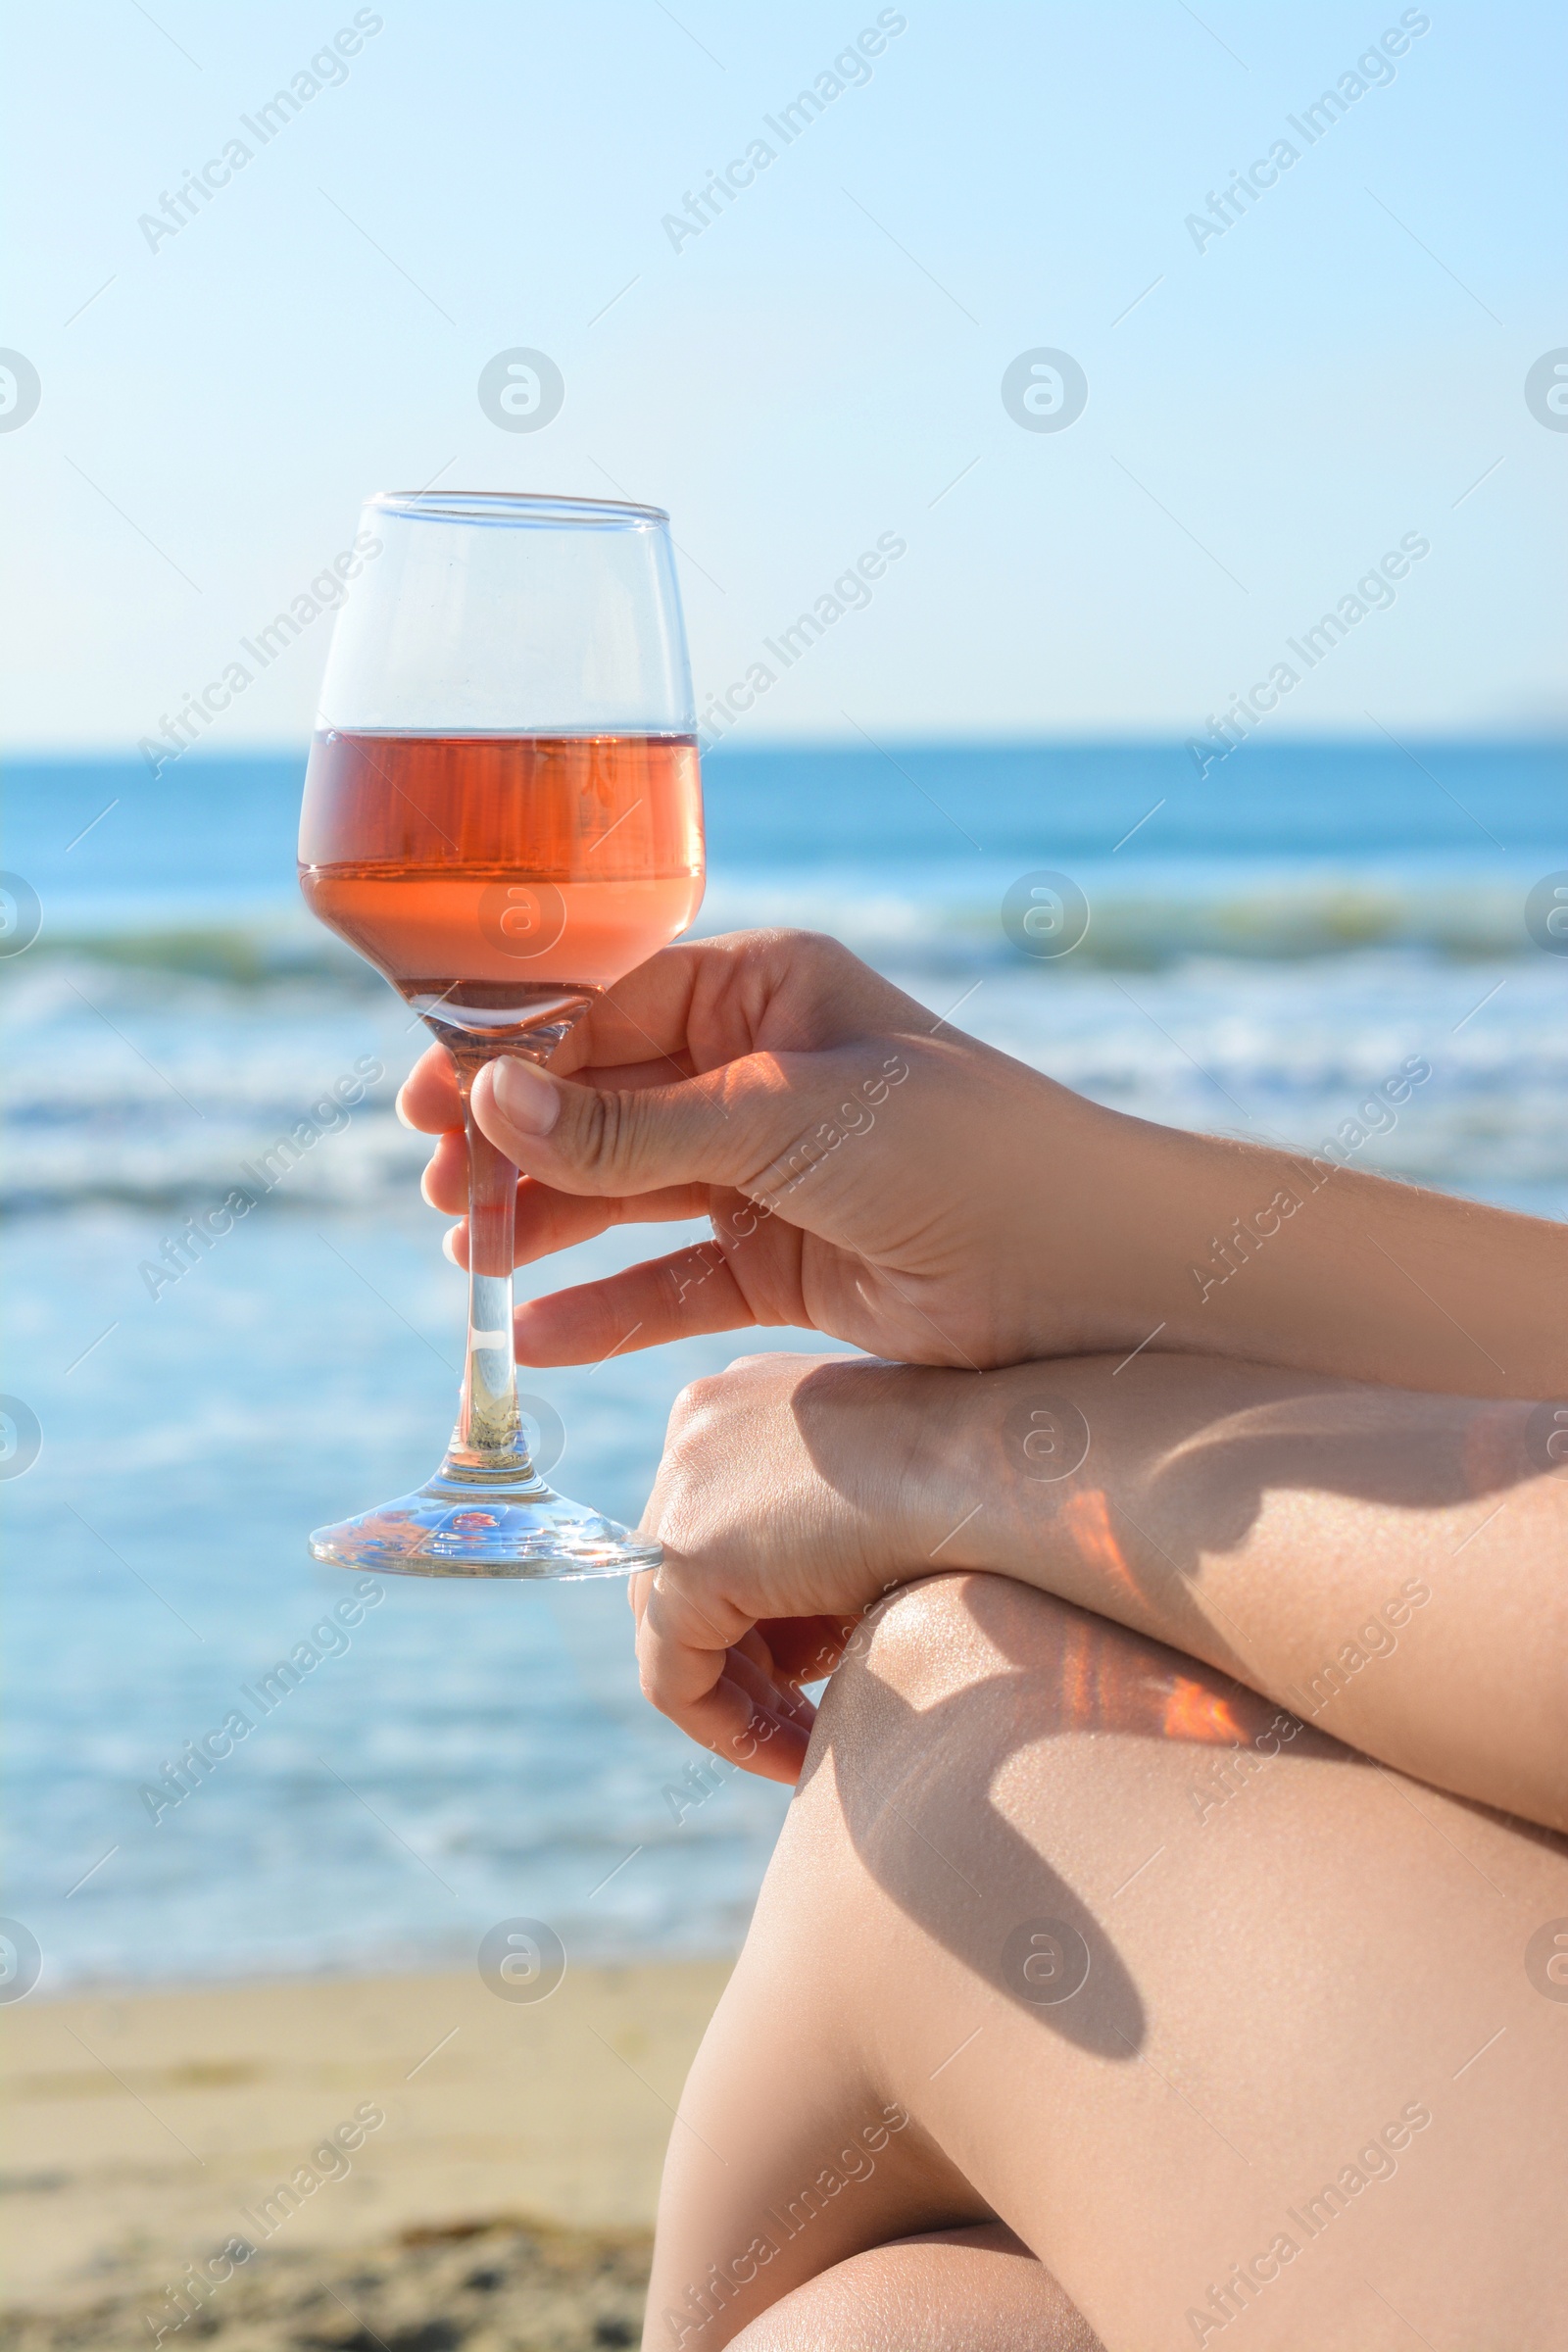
[298,490,704,1578]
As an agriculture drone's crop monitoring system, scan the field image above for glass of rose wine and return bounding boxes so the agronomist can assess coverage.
[298,490,704,1578]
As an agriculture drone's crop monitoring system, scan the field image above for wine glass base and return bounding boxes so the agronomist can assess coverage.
[308,1465,661,1581]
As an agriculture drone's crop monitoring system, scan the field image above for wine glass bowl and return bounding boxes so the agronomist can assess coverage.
[297,491,704,1579]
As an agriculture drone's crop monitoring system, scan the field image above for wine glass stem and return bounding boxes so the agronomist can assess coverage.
[456,1058,522,1462]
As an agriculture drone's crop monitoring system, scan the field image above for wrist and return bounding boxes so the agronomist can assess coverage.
[1009,1088,1187,1362]
[808,1360,990,1580]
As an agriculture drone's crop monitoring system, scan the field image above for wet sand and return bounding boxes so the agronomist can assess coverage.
[0,1960,730,2348]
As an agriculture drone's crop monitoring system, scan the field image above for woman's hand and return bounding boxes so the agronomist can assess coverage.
[398,928,1134,1375]
[400,925,1568,1397]
[627,1344,1568,1828]
[628,1350,974,1784]
[402,921,1568,1392]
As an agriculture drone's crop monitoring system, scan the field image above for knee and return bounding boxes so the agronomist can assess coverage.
[842,1567,1062,1687]
[726,2227,1103,2352]
[816,1570,1103,1751]
[807,1568,1244,1815]
[802,1573,1087,1828]
[790,1576,1160,2054]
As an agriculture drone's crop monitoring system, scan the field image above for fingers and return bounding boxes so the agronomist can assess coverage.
[397,1041,463,1134]
[431,1174,711,1268]
[634,1569,815,1785]
[663,1662,812,1787]
[468,1050,794,1203]
[397,928,919,1144]
[756,1612,863,1686]
[513,1246,757,1365]
[557,930,907,1076]
[397,1037,708,1141]
[419,1128,468,1212]
[514,1181,710,1262]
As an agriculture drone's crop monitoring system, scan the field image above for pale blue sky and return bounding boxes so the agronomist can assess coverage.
[3,0,1564,749]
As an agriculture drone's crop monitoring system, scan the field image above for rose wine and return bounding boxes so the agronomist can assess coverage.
[299,731,704,1047]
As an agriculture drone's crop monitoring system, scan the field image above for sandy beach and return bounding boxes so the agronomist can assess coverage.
[1,1960,730,2348]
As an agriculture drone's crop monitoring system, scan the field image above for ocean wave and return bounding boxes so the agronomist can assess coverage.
[8,919,374,988]
[5,866,1552,990]
[700,870,1550,969]
[4,952,1565,1215]
[5,866,1565,1215]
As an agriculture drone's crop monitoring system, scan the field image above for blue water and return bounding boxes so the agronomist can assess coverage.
[3,739,1565,1990]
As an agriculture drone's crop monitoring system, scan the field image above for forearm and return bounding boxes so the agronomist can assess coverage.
[914,1354,1568,1829]
[1045,1090,1568,1400]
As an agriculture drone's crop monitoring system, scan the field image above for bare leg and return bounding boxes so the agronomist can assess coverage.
[643,1575,1568,2352]
[730,2223,1100,2351]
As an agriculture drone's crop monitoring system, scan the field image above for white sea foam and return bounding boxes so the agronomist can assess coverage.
[6,760,1565,1984]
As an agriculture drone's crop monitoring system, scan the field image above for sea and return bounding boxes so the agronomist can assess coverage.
[3,739,1564,1992]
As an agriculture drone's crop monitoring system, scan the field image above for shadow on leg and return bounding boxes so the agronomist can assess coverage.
[645,1574,1568,2352]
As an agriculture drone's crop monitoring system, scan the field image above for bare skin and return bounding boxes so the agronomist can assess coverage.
[401,928,1568,1396]
[722,2222,1100,2350]
[650,1575,1568,2350]
[399,930,1568,2347]
[628,1349,1568,1830]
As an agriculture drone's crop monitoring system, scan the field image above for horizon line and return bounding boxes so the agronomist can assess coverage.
[5,728,1566,765]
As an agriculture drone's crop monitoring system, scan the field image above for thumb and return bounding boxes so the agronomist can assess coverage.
[470,1049,818,1200]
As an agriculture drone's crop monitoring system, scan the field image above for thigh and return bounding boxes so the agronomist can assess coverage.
[728,2223,1101,2352]
[644,1574,1568,2352]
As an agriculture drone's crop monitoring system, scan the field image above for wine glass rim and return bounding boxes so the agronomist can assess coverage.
[368,489,670,529]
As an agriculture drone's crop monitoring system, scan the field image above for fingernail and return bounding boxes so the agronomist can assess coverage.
[441,1226,462,1266]
[394,1089,416,1130]
[491,1056,561,1136]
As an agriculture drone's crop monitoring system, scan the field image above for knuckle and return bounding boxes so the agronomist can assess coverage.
[564,1083,625,1182]
[572,1084,653,1191]
[570,1084,612,1169]
[762,924,847,967]
[666,1377,708,1430]
[667,1371,732,1429]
